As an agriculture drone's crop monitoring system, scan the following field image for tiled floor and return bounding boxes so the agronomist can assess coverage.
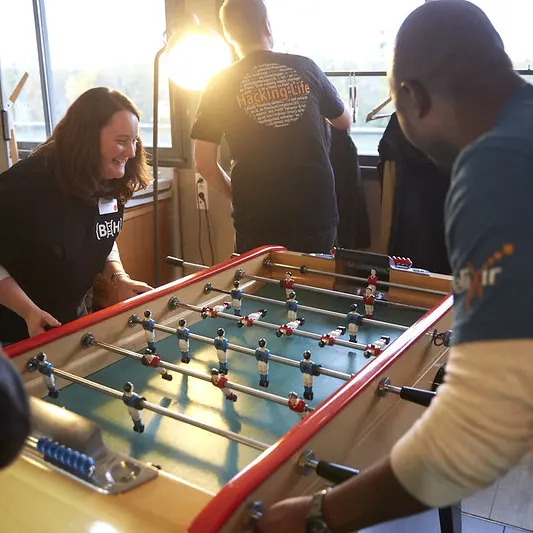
[463,450,533,532]
[360,511,532,533]
[462,515,504,532]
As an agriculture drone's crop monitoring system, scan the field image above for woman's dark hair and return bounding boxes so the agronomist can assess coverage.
[33,87,151,204]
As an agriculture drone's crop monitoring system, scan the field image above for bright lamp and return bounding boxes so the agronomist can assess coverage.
[152,15,232,285]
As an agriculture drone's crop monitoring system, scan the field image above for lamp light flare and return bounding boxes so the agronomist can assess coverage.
[165,31,232,91]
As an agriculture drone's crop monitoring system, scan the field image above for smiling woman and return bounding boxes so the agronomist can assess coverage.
[100,112,140,181]
[32,88,151,204]
[0,87,153,346]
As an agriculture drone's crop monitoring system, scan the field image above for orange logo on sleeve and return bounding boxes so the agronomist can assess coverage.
[461,243,514,310]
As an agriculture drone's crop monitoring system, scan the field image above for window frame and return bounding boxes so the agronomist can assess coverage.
[7,1,533,165]
[9,0,191,168]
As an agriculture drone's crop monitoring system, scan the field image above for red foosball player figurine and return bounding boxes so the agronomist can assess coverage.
[318,325,347,347]
[363,286,375,318]
[276,317,305,337]
[210,368,237,402]
[279,271,295,298]
[141,348,173,381]
[237,308,267,328]
[368,268,379,293]
[201,302,231,319]
[364,335,391,358]
[288,391,311,420]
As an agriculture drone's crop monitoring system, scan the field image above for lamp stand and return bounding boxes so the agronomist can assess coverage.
[152,44,167,287]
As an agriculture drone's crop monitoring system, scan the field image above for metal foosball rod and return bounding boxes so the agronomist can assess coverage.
[81,333,306,409]
[27,356,270,452]
[204,282,409,333]
[130,316,352,381]
[170,298,367,351]
[234,270,429,312]
[377,377,436,407]
[262,258,448,297]
[165,256,429,312]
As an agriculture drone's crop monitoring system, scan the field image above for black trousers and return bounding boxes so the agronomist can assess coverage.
[235,226,337,254]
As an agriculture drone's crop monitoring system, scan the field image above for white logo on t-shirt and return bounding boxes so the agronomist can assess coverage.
[237,63,310,128]
[95,219,122,240]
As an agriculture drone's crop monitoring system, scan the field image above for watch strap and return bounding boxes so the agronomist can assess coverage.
[306,488,331,532]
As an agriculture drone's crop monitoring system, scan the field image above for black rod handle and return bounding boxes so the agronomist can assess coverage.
[316,460,360,485]
[400,387,436,407]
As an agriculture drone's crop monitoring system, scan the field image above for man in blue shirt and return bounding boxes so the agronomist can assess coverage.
[258,1,533,531]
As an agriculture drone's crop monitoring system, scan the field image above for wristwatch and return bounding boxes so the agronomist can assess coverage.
[305,488,332,533]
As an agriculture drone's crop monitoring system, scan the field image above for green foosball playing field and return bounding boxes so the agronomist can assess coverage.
[43,283,425,494]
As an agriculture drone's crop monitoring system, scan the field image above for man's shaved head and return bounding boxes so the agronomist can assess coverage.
[389,0,520,170]
[393,0,511,98]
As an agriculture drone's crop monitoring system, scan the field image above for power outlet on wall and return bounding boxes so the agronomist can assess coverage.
[195,173,208,211]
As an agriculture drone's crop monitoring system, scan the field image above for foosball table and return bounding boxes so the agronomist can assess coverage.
[1,246,454,533]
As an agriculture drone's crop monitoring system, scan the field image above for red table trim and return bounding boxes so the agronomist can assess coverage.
[188,294,453,532]
[3,246,285,359]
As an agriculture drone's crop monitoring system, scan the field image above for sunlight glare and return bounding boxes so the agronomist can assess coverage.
[165,31,232,91]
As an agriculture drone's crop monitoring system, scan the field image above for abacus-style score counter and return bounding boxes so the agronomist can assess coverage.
[1,247,453,533]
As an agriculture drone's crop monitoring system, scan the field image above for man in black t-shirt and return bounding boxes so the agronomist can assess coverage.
[191,0,350,253]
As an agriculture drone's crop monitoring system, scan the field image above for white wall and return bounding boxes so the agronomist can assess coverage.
[175,0,236,268]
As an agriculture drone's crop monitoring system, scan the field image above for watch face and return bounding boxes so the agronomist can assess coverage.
[306,517,330,533]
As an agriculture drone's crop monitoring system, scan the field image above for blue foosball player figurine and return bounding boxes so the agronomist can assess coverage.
[122,382,146,433]
[255,338,270,388]
[286,291,299,321]
[346,304,364,342]
[230,281,243,316]
[176,318,191,363]
[214,327,229,374]
[31,352,59,399]
[299,350,322,401]
[141,309,156,352]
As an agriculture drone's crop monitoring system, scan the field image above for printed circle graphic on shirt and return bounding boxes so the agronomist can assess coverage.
[237,63,310,127]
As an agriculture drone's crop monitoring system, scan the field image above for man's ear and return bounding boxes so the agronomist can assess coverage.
[401,80,431,119]
[264,18,274,44]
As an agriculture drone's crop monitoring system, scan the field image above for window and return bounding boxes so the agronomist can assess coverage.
[468,0,533,69]
[266,0,421,72]
[265,0,422,154]
[44,0,171,147]
[0,1,47,143]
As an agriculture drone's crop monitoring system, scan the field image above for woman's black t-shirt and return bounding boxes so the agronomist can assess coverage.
[0,155,124,344]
